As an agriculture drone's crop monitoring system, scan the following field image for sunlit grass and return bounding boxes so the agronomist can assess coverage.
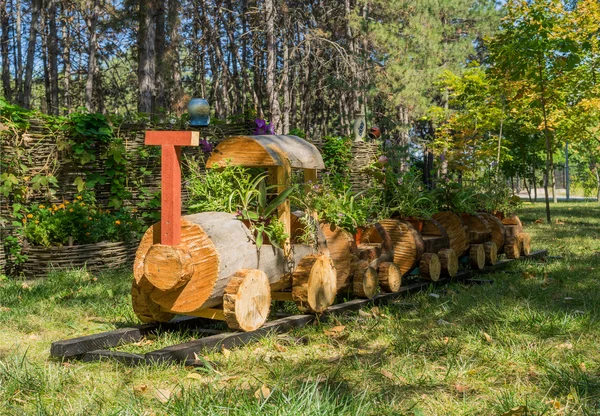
[1,202,600,414]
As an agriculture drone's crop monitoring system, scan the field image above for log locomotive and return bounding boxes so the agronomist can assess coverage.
[132,131,531,331]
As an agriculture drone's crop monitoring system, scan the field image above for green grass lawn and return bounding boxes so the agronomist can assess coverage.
[1,202,600,415]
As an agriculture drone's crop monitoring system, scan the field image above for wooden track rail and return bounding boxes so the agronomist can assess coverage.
[50,250,548,366]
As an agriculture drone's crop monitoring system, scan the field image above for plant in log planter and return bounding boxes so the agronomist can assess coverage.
[18,194,143,277]
[473,176,522,218]
[378,169,437,229]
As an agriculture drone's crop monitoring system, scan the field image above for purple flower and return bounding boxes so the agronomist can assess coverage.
[378,155,389,165]
[385,139,393,147]
[200,139,213,153]
[254,119,274,135]
[397,177,403,185]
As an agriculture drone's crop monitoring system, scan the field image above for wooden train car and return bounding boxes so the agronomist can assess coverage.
[132,131,532,332]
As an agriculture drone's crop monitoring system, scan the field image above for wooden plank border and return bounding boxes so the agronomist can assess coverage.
[51,250,548,365]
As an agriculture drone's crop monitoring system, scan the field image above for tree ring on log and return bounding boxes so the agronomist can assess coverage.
[432,212,469,257]
[292,254,337,313]
[483,241,498,265]
[420,253,441,281]
[504,235,522,259]
[438,248,458,277]
[378,219,424,276]
[143,244,195,291]
[469,244,486,270]
[378,262,402,292]
[481,213,506,252]
[223,269,271,331]
[353,260,379,298]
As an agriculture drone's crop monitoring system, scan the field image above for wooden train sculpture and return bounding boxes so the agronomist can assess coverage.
[132,132,532,332]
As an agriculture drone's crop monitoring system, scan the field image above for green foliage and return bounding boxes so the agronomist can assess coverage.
[21,194,143,247]
[293,176,375,235]
[431,181,479,214]
[474,176,522,215]
[186,159,290,250]
[377,168,437,219]
[61,112,130,208]
[321,136,353,175]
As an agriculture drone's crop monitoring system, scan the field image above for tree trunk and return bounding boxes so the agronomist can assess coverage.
[0,0,11,100]
[61,3,71,113]
[265,0,281,133]
[138,0,157,114]
[23,0,41,109]
[47,0,59,115]
[166,0,184,115]
[154,0,166,115]
[85,0,99,112]
[14,0,23,103]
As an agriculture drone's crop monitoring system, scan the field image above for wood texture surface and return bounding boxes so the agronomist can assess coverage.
[223,269,271,331]
[469,244,486,270]
[319,223,357,290]
[481,213,506,252]
[420,252,441,281]
[432,212,469,257]
[378,262,402,292]
[378,219,424,276]
[292,254,337,313]
[483,241,498,265]
[352,261,379,298]
[438,248,459,277]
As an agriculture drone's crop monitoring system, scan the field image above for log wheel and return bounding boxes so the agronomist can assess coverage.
[378,262,402,293]
[318,223,357,291]
[480,213,506,252]
[353,260,379,298]
[432,212,469,257]
[223,269,271,331]
[378,219,424,276]
[438,248,459,277]
[292,254,338,313]
[131,277,176,323]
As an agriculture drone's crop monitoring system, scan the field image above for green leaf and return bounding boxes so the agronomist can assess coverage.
[73,177,86,192]
[255,231,263,250]
[263,187,294,218]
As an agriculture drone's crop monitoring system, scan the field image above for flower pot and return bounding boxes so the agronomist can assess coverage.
[21,241,137,278]
[354,226,365,246]
[404,217,424,233]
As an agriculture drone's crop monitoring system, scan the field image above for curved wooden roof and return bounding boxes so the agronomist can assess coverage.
[206,135,325,169]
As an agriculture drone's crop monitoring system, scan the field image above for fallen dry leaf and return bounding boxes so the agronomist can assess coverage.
[133,384,148,394]
[370,306,380,315]
[323,325,346,337]
[381,369,395,381]
[222,347,231,357]
[522,271,536,280]
[534,218,544,224]
[580,362,587,372]
[28,334,40,340]
[274,343,287,353]
[21,282,32,290]
[254,384,271,400]
[555,219,565,225]
[546,399,561,410]
[186,373,204,380]
[442,337,450,345]
[501,405,527,416]
[557,342,573,350]
[483,332,493,344]
[153,388,173,403]
[454,383,470,393]
[0,306,10,312]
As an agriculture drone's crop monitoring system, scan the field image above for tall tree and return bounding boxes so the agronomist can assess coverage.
[23,0,42,108]
[85,0,100,112]
[0,0,11,100]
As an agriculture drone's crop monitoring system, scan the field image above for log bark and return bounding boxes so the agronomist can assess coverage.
[469,244,485,270]
[352,260,379,298]
[420,253,441,281]
[438,248,458,277]
[483,241,498,266]
[378,262,402,292]
[223,269,271,331]
[432,212,469,256]
[291,254,337,313]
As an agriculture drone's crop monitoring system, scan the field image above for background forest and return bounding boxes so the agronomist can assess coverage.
[0,0,599,210]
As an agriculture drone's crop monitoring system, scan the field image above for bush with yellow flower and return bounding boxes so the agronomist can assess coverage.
[22,193,144,247]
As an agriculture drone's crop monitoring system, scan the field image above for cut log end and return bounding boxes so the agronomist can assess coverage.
[378,262,402,292]
[483,241,498,266]
[420,253,441,282]
[223,269,271,332]
[517,233,531,256]
[353,261,379,298]
[438,248,459,277]
[292,254,338,313]
[143,244,195,291]
[469,244,486,270]
[504,235,522,259]
[131,278,175,323]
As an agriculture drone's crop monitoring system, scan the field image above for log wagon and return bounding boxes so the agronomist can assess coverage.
[133,133,338,331]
